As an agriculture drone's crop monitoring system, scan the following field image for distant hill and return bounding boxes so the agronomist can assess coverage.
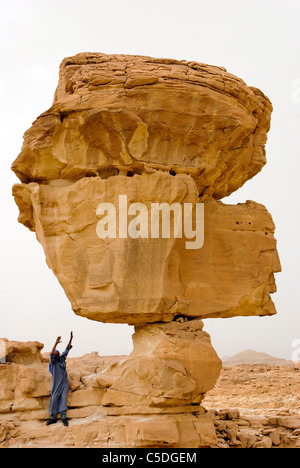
[222,349,294,367]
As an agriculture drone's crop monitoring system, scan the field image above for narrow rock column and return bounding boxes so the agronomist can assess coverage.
[99,319,222,409]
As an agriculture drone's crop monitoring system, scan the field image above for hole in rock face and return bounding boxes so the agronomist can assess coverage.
[248,221,252,225]
[85,172,97,177]
[236,221,240,225]
[126,166,144,177]
[59,110,74,122]
[173,315,194,322]
[169,169,176,176]
[97,168,119,179]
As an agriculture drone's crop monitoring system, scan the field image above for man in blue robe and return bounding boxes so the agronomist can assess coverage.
[46,332,73,426]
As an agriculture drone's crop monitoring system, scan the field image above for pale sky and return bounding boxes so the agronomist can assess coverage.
[0,0,299,359]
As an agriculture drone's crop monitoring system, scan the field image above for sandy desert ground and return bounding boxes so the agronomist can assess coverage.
[203,364,300,416]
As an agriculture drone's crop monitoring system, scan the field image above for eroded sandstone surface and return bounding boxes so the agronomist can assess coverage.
[0,337,220,448]
[13,173,280,324]
[0,340,299,448]
[12,53,272,200]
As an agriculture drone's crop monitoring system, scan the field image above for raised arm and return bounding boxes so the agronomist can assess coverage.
[51,336,62,355]
[67,331,73,351]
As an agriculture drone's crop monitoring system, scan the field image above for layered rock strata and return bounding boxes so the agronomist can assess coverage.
[12,53,272,200]
[0,324,221,414]
[0,337,220,447]
[97,320,222,408]
[1,341,299,448]
[12,173,280,324]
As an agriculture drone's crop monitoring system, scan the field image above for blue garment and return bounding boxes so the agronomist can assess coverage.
[48,346,72,416]
[48,350,59,375]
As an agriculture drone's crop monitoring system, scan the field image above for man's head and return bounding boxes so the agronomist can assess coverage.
[54,350,60,360]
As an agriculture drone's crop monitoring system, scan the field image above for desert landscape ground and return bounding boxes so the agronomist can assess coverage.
[203,363,300,448]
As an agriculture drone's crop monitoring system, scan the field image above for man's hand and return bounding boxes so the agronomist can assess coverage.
[67,331,73,351]
[51,336,62,355]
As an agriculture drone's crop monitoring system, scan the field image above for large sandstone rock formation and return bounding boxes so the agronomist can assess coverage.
[10,53,281,447]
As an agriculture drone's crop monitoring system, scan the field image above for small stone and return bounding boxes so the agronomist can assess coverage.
[253,436,272,448]
[247,434,257,448]
[269,429,281,446]
[277,417,300,429]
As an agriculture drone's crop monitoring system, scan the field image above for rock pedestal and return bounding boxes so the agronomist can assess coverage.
[99,320,222,408]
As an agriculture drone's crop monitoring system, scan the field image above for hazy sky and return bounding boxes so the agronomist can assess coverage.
[0,0,299,359]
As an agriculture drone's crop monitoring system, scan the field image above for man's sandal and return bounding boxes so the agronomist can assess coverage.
[46,419,57,425]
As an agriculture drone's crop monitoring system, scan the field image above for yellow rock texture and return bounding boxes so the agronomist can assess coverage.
[12,53,272,200]
[12,174,280,324]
